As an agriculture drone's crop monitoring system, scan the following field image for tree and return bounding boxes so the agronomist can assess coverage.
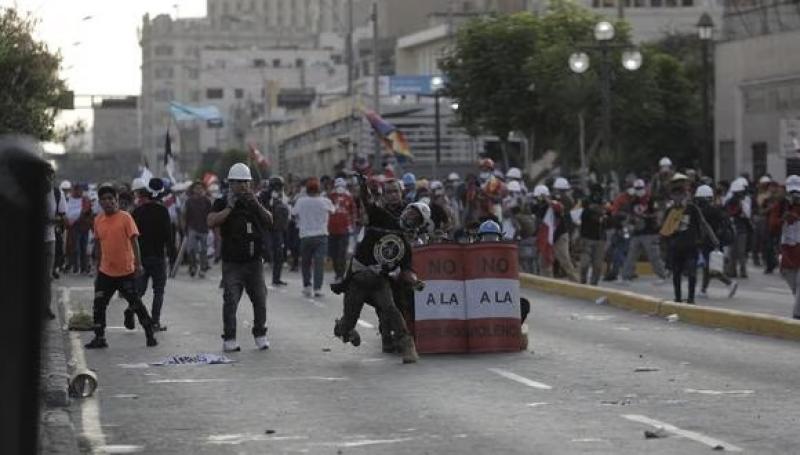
[0,8,67,140]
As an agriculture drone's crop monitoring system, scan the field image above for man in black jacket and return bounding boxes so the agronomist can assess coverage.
[259,176,290,286]
[208,163,273,352]
[132,178,176,331]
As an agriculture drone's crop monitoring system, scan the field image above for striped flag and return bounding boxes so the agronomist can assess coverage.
[363,110,413,162]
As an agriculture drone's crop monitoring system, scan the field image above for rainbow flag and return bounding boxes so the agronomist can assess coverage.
[363,110,413,162]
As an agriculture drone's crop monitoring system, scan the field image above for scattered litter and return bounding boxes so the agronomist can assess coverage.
[713,444,726,451]
[152,354,236,366]
[601,398,632,406]
[666,314,679,323]
[595,296,608,305]
[644,428,668,439]
[264,429,276,434]
[635,367,660,373]
[570,314,613,321]
[68,311,93,331]
[614,327,632,331]
[322,348,332,352]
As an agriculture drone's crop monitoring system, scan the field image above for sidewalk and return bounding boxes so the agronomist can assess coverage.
[598,263,794,320]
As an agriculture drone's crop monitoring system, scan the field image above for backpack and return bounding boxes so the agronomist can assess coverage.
[716,214,735,247]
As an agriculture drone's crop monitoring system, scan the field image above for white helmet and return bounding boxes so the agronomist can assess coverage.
[533,184,550,197]
[733,176,748,188]
[759,175,772,184]
[507,180,522,193]
[506,167,522,180]
[553,177,570,190]
[59,180,72,191]
[694,185,714,198]
[659,157,672,168]
[430,180,443,191]
[447,172,460,182]
[786,175,800,193]
[633,179,646,189]
[730,179,746,192]
[131,177,146,191]
[227,162,252,181]
[334,177,347,188]
[407,201,432,228]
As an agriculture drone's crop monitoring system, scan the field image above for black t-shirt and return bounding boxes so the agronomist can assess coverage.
[211,197,266,263]
[354,203,412,272]
[132,201,174,259]
[580,202,606,241]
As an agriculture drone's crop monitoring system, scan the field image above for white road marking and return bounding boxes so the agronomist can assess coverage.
[149,379,231,384]
[488,368,552,390]
[622,414,743,452]
[96,445,145,453]
[765,286,789,293]
[571,438,608,443]
[526,402,549,407]
[684,388,754,396]
[338,437,415,448]
[357,319,375,329]
[207,434,309,445]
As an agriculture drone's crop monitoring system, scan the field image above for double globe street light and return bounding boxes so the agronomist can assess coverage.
[568,21,642,161]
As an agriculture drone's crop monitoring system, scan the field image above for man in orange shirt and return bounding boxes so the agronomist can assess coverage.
[85,185,158,349]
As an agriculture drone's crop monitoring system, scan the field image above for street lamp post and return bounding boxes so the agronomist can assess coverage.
[568,21,641,169]
[431,76,445,180]
[697,12,715,177]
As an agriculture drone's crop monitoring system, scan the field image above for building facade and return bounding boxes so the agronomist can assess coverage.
[92,96,140,154]
[714,3,800,181]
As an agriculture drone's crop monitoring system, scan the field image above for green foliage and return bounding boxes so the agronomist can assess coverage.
[441,0,706,174]
[0,8,67,140]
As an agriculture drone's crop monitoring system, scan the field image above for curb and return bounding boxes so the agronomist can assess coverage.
[519,273,800,342]
[41,319,70,408]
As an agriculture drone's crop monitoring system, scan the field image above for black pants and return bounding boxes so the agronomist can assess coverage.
[670,248,698,303]
[270,230,285,284]
[377,279,414,343]
[93,272,153,338]
[137,256,167,324]
[221,260,267,340]
[340,270,410,342]
[328,234,349,280]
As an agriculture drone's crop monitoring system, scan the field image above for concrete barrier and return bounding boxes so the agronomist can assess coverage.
[519,273,800,342]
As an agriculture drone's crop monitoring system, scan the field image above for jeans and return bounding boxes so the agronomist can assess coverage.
[300,235,328,290]
[138,256,167,324]
[580,239,606,286]
[186,229,209,272]
[221,260,267,340]
[622,234,666,280]
[780,268,800,319]
[270,230,286,284]
[68,227,89,273]
[328,234,349,280]
[726,232,748,277]
[93,272,153,338]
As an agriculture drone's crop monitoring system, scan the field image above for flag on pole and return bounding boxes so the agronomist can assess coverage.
[363,110,413,162]
[139,157,154,184]
[164,129,176,183]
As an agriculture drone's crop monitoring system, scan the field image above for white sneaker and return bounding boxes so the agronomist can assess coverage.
[223,339,240,352]
[302,286,312,297]
[255,335,270,350]
[727,281,739,299]
[313,289,325,298]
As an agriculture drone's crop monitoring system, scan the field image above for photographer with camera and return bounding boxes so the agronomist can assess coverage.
[207,163,273,352]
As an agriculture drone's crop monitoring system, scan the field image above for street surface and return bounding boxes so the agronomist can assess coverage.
[604,264,794,319]
[58,267,800,454]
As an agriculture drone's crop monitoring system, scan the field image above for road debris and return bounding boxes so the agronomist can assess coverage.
[634,367,660,372]
[644,428,668,439]
[152,354,236,366]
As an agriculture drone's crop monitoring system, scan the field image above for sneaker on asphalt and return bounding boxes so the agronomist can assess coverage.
[223,339,241,352]
[302,286,312,297]
[146,336,158,347]
[198,270,205,279]
[255,335,270,350]
[123,308,135,330]
[272,280,288,286]
[152,322,167,332]
[313,289,325,298]
[85,337,108,349]
[399,336,419,364]
[727,281,739,299]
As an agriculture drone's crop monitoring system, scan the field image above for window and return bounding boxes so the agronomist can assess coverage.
[253,58,266,67]
[206,88,224,99]
[752,142,767,179]
[154,66,174,79]
[272,58,281,68]
[650,0,663,6]
[186,67,199,79]
[665,0,678,7]
[634,0,647,6]
[295,58,304,68]
[235,88,244,99]
[681,0,693,5]
[154,44,174,56]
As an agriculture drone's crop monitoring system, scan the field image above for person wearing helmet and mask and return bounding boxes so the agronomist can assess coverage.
[769,175,800,319]
[401,172,417,204]
[208,163,273,352]
[724,177,752,278]
[616,178,668,283]
[331,174,425,364]
[659,174,718,303]
[549,178,579,282]
[427,180,453,239]
[694,185,737,298]
[651,157,675,206]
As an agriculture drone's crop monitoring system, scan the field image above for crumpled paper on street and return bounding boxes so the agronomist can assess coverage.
[152,353,236,366]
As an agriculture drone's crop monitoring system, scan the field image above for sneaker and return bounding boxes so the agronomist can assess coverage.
[727,281,739,299]
[189,266,197,277]
[223,339,241,352]
[698,289,708,298]
[398,336,419,364]
[85,337,108,349]
[272,280,288,286]
[146,336,158,347]
[123,308,135,330]
[302,286,312,298]
[255,335,270,350]
[152,322,167,332]
[198,270,205,279]
[313,289,325,298]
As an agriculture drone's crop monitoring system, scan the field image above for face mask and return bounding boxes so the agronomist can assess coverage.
[627,188,635,196]
[335,187,345,194]
[635,189,646,197]
[479,172,491,182]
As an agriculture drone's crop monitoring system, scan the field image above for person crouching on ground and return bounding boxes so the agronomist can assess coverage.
[85,184,157,349]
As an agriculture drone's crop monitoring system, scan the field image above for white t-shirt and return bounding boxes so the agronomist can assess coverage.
[291,195,334,238]
[45,189,66,242]
[65,195,83,224]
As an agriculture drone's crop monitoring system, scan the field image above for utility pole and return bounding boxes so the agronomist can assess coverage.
[345,0,355,163]
[371,2,381,168]
[617,0,624,19]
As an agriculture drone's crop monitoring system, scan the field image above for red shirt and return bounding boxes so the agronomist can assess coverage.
[328,191,356,235]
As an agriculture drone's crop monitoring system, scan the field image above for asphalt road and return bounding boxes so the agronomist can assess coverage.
[57,267,800,454]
